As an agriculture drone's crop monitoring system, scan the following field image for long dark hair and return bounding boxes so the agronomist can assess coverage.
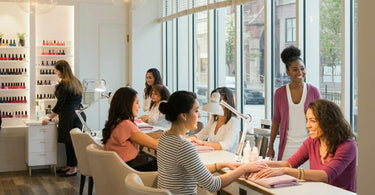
[55,60,83,95]
[159,91,197,122]
[102,87,138,144]
[308,99,354,154]
[280,45,304,70]
[149,84,170,110]
[211,87,236,124]
[144,68,162,98]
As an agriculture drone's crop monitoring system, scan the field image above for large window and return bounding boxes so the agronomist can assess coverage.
[161,0,359,133]
[352,0,358,132]
[285,17,296,43]
[242,0,265,128]
[273,0,296,91]
[195,11,209,107]
[216,7,236,93]
[319,0,342,105]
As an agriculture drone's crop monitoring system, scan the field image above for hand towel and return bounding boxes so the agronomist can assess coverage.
[248,174,298,188]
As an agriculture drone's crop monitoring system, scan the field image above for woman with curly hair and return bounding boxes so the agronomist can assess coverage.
[267,45,321,161]
[253,99,356,192]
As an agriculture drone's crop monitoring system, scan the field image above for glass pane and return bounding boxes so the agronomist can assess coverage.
[195,11,209,107]
[352,0,358,133]
[319,0,342,106]
[273,0,296,91]
[216,7,235,95]
[242,0,265,128]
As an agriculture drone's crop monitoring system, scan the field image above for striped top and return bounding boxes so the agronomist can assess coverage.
[157,132,221,195]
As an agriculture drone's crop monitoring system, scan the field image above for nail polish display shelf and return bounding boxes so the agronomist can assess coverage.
[37,45,72,48]
[0,89,29,92]
[37,55,73,58]
[0,75,28,77]
[0,46,29,49]
[0,103,28,106]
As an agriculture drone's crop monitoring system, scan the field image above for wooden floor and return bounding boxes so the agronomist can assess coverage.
[0,169,94,195]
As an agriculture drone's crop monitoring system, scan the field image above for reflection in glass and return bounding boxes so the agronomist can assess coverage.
[352,0,358,133]
[195,11,209,107]
[242,0,265,128]
[273,0,296,91]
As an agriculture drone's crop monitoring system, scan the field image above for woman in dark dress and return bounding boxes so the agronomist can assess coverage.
[42,60,86,177]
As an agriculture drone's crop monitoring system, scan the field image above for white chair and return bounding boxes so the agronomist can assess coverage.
[70,128,102,195]
[125,173,172,195]
[86,143,158,195]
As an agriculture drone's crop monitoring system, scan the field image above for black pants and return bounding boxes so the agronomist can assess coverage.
[59,111,86,167]
[126,152,158,172]
[65,137,77,167]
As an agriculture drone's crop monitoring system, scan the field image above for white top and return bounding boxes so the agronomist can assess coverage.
[143,96,151,112]
[283,83,308,161]
[157,133,221,195]
[195,116,240,153]
[147,104,171,129]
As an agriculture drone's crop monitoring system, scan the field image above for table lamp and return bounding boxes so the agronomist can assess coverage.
[75,79,111,136]
[202,92,252,162]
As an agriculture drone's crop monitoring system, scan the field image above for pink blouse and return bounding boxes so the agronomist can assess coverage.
[104,120,141,162]
[287,137,357,192]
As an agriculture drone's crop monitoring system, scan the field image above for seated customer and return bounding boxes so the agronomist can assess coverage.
[186,87,240,153]
[139,84,171,128]
[252,99,356,192]
[102,87,161,171]
[157,91,265,194]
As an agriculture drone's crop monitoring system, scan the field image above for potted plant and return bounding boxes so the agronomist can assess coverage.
[17,32,26,47]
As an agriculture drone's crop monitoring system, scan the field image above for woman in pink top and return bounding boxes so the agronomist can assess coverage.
[102,87,161,171]
[253,99,356,192]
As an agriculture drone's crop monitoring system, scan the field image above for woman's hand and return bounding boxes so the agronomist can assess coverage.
[241,161,268,173]
[186,136,203,145]
[185,136,196,142]
[224,162,242,170]
[138,115,149,122]
[41,119,49,125]
[251,168,284,179]
[266,147,275,159]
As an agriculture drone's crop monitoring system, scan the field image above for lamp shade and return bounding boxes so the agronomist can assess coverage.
[95,79,106,92]
[202,92,224,116]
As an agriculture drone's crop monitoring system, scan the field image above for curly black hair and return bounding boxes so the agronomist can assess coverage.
[280,45,304,70]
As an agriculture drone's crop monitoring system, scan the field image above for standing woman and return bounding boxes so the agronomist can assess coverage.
[41,60,86,177]
[102,87,160,171]
[157,91,265,194]
[186,87,240,153]
[267,46,321,161]
[143,68,162,112]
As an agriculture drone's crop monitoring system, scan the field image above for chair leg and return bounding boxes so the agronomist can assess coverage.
[88,176,94,195]
[79,175,86,195]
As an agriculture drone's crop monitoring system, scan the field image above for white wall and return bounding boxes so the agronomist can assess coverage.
[357,1,375,194]
[130,0,162,115]
[76,1,128,131]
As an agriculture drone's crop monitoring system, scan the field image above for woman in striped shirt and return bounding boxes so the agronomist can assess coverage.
[157,91,265,194]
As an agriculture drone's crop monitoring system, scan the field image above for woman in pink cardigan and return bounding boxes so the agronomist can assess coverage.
[253,99,357,192]
[267,46,321,161]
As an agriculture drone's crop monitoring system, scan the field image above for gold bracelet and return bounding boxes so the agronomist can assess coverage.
[297,168,301,180]
[301,168,305,180]
[214,163,218,172]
